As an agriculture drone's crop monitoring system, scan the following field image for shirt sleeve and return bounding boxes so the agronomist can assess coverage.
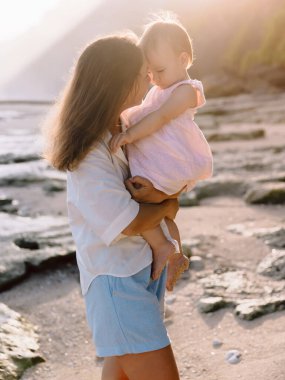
[73,145,139,246]
[191,80,206,109]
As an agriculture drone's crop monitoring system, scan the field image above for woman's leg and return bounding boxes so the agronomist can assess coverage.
[116,344,180,380]
[141,226,175,280]
[164,218,189,291]
[102,357,129,380]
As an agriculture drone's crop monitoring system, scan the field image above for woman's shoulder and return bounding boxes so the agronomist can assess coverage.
[72,135,112,173]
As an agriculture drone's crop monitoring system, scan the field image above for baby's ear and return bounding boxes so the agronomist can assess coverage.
[180,52,190,68]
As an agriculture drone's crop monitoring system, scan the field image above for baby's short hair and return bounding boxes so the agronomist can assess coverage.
[140,13,193,67]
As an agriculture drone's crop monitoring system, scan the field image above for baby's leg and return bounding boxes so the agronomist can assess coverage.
[164,218,189,291]
[141,226,175,280]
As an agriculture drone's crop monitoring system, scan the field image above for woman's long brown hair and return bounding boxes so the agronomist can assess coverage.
[43,34,143,171]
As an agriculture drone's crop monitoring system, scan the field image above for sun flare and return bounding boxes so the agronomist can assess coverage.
[0,0,60,42]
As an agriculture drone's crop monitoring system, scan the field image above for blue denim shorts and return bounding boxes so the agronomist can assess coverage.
[84,263,170,357]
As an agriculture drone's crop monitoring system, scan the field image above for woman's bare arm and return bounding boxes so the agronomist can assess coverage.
[125,176,185,204]
[122,198,178,236]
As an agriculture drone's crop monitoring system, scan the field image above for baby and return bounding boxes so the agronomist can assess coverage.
[110,16,213,291]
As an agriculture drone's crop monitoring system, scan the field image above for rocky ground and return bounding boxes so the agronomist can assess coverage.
[0,93,285,379]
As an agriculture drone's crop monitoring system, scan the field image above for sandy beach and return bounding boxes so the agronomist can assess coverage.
[1,1,285,378]
[1,198,285,380]
[0,93,285,379]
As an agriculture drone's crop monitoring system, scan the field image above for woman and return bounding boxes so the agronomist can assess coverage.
[44,33,181,380]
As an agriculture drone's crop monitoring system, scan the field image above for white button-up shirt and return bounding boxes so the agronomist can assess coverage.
[66,131,152,296]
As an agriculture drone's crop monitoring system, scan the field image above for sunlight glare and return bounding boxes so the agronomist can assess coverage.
[0,0,60,42]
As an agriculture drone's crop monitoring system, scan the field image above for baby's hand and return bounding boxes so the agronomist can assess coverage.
[109,131,132,153]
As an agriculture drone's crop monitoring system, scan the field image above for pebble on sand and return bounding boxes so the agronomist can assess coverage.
[212,338,223,348]
[225,350,242,364]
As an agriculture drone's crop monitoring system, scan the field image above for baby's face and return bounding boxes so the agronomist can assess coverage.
[146,40,187,89]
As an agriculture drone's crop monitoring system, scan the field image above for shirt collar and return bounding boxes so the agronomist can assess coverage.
[105,128,129,166]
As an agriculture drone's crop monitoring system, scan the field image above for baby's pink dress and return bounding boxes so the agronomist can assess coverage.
[122,79,213,195]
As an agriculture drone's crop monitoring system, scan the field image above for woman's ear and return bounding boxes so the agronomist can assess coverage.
[179,52,190,69]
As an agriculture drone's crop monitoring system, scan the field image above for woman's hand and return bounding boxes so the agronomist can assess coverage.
[125,176,166,203]
[125,176,186,204]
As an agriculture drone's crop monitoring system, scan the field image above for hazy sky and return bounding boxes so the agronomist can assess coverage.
[0,0,207,43]
[0,0,61,42]
[0,0,103,89]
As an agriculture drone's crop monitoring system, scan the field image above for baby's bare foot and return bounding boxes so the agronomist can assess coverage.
[151,241,176,280]
[166,254,189,291]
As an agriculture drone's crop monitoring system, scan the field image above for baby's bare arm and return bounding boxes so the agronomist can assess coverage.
[127,84,198,142]
[109,84,198,152]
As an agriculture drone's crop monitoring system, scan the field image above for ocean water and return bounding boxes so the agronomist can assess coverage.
[0,93,284,188]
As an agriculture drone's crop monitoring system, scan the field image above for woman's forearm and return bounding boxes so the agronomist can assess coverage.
[122,199,177,236]
[150,187,184,203]
[124,176,185,204]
